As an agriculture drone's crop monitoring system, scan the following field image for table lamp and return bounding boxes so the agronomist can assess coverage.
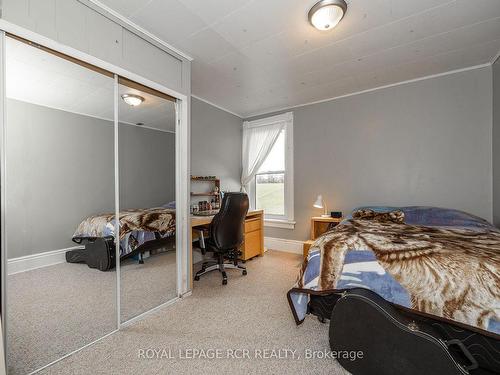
[313,195,330,217]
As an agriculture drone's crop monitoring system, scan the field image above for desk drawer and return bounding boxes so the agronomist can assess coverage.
[245,217,261,233]
[242,230,262,260]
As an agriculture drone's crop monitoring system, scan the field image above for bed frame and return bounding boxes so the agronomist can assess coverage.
[69,233,175,270]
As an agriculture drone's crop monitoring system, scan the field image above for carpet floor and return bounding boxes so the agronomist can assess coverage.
[36,250,347,375]
[7,250,177,375]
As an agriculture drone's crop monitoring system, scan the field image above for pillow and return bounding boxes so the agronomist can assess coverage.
[352,208,405,224]
[162,201,176,209]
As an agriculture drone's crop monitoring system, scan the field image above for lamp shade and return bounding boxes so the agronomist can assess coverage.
[313,195,324,209]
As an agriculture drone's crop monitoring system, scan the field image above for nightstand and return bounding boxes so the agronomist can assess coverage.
[310,216,342,240]
[303,216,343,260]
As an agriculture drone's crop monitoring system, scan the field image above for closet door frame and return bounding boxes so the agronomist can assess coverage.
[0,19,191,367]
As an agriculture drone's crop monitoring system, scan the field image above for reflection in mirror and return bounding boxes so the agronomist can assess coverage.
[5,36,116,374]
[118,79,177,322]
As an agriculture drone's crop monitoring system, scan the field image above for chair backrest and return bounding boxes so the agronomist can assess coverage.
[209,192,249,251]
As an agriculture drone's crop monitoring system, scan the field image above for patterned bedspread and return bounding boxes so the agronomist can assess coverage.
[72,207,176,256]
[288,206,500,335]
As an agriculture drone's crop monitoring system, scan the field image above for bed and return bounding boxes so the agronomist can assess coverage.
[69,204,176,269]
[288,206,500,373]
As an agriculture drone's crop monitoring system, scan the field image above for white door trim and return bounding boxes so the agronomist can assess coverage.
[0,19,191,372]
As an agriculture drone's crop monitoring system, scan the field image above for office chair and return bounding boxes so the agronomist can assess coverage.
[194,192,249,285]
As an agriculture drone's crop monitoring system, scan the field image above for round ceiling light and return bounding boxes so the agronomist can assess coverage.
[308,0,347,31]
[121,94,145,107]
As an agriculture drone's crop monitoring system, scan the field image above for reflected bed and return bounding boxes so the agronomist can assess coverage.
[68,206,176,270]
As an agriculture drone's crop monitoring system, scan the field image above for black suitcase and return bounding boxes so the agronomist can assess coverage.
[66,237,116,271]
[329,288,479,375]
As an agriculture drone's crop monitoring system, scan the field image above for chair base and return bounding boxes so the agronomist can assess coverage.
[194,254,247,285]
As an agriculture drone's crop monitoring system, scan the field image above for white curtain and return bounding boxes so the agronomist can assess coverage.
[241,120,285,193]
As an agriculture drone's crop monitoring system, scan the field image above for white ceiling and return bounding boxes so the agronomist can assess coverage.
[99,0,500,118]
[6,37,176,132]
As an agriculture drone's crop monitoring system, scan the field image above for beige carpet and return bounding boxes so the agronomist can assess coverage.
[37,251,347,375]
[7,250,177,375]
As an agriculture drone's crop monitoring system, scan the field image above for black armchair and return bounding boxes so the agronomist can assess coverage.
[194,192,249,285]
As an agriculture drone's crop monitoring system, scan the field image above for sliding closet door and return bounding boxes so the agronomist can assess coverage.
[4,36,117,374]
[117,78,177,323]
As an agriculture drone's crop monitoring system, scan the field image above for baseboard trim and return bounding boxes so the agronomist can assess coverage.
[8,246,84,275]
[264,237,304,254]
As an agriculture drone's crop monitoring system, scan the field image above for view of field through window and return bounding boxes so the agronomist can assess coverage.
[256,130,285,216]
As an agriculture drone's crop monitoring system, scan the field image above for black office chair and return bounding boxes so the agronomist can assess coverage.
[194,192,249,285]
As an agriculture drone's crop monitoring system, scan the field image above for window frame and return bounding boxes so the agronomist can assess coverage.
[247,112,295,229]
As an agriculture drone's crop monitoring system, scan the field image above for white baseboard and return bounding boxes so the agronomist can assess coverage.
[8,246,84,275]
[264,237,304,254]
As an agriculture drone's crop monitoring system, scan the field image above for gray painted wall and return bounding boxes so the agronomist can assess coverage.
[6,99,175,258]
[191,97,242,192]
[248,67,493,241]
[494,59,500,227]
[119,124,175,210]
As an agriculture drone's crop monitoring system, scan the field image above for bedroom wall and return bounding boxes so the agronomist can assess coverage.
[6,99,175,259]
[119,124,176,210]
[191,97,242,192]
[493,58,500,227]
[247,67,493,241]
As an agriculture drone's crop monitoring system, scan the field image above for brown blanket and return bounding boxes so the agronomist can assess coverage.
[73,207,176,240]
[298,218,500,331]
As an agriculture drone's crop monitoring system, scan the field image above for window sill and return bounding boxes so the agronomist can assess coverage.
[264,219,296,230]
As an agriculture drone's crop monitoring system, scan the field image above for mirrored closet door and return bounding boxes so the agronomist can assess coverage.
[4,36,117,374]
[117,78,177,323]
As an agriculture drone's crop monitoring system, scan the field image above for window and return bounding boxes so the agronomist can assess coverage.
[255,130,285,216]
[244,112,294,229]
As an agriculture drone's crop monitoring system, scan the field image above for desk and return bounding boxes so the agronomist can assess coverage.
[190,209,264,288]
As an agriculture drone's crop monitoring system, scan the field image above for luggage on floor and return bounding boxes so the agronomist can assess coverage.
[329,288,479,375]
[66,237,116,271]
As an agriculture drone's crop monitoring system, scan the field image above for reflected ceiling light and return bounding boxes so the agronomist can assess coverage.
[121,93,145,106]
[308,0,347,31]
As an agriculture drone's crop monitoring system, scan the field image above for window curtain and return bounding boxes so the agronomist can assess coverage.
[241,120,285,193]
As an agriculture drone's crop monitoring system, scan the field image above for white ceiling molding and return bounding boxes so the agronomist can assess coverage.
[81,0,194,61]
[245,63,492,119]
[191,95,243,118]
[492,48,500,65]
[97,1,500,117]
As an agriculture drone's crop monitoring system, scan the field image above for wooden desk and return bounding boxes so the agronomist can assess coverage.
[189,209,264,288]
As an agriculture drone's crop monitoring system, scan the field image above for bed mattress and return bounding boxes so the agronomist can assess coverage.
[288,206,500,336]
[72,207,176,256]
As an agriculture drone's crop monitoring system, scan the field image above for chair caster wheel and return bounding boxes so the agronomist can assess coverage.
[222,279,227,285]
[242,270,247,276]
[194,276,200,281]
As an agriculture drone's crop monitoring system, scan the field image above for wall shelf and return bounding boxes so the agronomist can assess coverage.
[190,176,220,199]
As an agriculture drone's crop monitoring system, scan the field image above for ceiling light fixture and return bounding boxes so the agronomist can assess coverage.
[121,94,145,107]
[308,0,347,31]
